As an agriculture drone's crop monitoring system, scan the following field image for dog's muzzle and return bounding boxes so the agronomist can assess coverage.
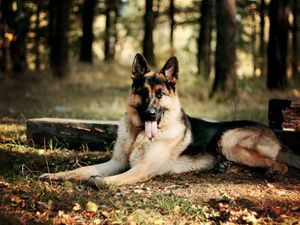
[144,108,158,139]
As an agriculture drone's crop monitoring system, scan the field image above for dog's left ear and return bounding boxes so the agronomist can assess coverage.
[132,53,150,79]
[161,56,179,85]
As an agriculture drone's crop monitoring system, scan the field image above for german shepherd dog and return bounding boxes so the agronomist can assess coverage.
[40,54,300,185]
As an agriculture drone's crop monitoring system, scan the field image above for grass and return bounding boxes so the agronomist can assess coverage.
[1,61,299,123]
[0,62,300,224]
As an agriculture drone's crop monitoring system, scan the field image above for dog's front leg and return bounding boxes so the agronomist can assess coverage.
[40,156,129,181]
[40,117,131,181]
[95,142,174,185]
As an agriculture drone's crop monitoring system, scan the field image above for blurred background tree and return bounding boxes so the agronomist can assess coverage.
[0,0,299,93]
[292,0,300,80]
[210,0,237,97]
[104,0,120,62]
[48,0,72,78]
[267,0,288,90]
[79,0,97,63]
[197,0,212,80]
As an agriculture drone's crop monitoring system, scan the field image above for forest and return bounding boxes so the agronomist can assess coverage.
[0,0,299,93]
[1,0,300,224]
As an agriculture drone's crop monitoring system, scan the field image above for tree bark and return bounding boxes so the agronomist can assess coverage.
[268,99,300,152]
[251,8,257,77]
[0,0,9,74]
[0,0,28,74]
[169,0,175,55]
[210,0,236,98]
[104,0,119,62]
[197,0,212,79]
[259,0,266,76]
[292,0,300,79]
[26,118,118,150]
[10,0,28,73]
[143,0,158,66]
[79,0,96,63]
[267,0,289,90]
[49,0,72,78]
[35,0,41,70]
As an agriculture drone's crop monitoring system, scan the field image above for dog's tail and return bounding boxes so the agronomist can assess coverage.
[276,147,300,169]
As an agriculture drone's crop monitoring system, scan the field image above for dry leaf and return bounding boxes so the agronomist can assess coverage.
[86,201,98,212]
[73,202,82,211]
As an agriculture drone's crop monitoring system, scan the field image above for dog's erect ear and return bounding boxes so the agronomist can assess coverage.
[131,53,150,79]
[161,56,179,85]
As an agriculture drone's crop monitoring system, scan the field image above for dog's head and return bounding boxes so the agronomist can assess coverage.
[128,53,179,139]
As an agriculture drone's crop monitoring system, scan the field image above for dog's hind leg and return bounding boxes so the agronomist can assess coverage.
[219,127,288,175]
[221,145,288,175]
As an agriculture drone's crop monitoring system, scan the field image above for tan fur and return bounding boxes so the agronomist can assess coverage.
[219,127,287,174]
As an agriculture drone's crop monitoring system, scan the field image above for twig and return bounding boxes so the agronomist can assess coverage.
[43,146,53,186]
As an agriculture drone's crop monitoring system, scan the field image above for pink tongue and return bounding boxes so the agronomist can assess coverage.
[145,121,158,139]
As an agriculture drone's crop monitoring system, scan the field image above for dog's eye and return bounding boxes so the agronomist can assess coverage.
[156,90,164,99]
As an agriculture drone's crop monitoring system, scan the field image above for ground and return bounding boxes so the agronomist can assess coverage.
[0,127,300,224]
[0,63,300,224]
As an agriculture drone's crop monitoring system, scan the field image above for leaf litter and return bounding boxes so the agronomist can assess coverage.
[0,123,300,224]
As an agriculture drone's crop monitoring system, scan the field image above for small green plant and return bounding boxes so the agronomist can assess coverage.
[80,144,90,152]
[47,139,64,151]
[103,141,115,154]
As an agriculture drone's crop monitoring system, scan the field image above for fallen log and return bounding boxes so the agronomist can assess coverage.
[26,109,300,154]
[269,99,300,153]
[26,118,118,150]
[273,130,300,153]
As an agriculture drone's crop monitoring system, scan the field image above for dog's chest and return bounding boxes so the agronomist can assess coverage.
[128,134,155,166]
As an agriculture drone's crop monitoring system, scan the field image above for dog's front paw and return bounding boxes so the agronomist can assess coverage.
[39,172,62,181]
[39,171,77,181]
[88,175,106,188]
[39,173,51,179]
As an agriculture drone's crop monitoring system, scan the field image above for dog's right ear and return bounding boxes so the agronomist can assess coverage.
[131,53,150,79]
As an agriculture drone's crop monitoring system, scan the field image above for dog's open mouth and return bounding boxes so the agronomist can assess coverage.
[145,121,158,139]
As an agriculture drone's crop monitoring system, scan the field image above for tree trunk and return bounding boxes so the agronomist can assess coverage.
[292,0,300,79]
[10,0,28,73]
[259,0,266,76]
[0,0,8,74]
[35,0,41,70]
[49,0,72,78]
[0,0,28,74]
[80,0,96,63]
[169,0,175,55]
[251,8,257,77]
[267,0,289,90]
[104,0,119,62]
[104,1,113,62]
[197,0,212,79]
[210,0,236,98]
[143,0,158,66]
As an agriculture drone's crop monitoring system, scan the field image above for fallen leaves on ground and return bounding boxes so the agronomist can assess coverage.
[0,124,300,224]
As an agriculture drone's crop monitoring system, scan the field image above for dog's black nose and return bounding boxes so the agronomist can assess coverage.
[145,108,156,121]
